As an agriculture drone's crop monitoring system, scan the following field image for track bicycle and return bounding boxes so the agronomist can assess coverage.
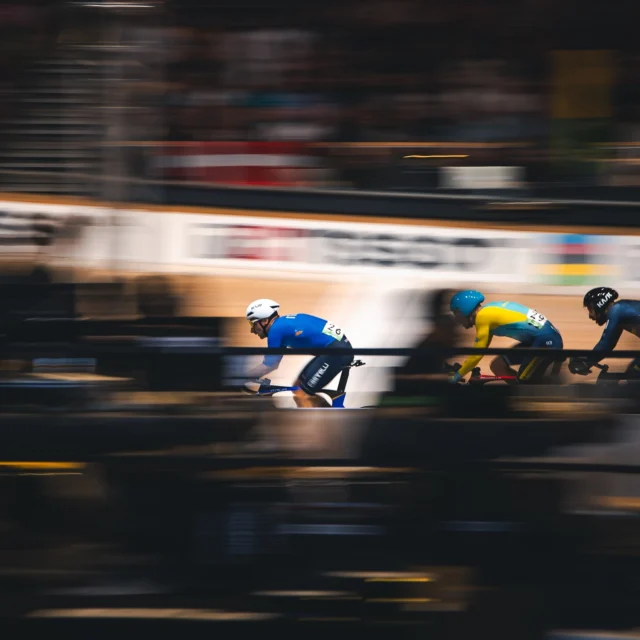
[445,362,517,386]
[586,362,639,385]
[251,359,366,408]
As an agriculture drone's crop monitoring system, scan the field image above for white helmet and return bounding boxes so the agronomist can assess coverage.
[246,298,280,323]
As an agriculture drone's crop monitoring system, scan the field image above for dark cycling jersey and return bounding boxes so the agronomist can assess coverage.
[590,299,640,360]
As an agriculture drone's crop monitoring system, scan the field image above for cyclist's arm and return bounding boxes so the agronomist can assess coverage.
[245,323,285,379]
[590,304,624,363]
[457,321,492,378]
[245,361,278,380]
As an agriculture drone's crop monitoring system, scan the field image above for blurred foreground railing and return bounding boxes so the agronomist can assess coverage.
[1,167,640,227]
[3,328,640,361]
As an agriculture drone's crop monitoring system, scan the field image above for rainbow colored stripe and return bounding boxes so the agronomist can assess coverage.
[535,234,618,285]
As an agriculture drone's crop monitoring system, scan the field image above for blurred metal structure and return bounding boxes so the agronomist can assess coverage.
[0,1,164,200]
[0,50,103,196]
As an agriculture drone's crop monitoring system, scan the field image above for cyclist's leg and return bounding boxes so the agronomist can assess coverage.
[295,351,353,408]
[491,343,523,382]
[547,331,565,382]
[294,356,330,407]
[550,358,564,380]
[518,354,550,383]
[623,356,640,379]
[518,331,563,383]
[292,388,330,408]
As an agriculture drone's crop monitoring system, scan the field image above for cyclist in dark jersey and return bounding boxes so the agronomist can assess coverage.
[569,287,640,378]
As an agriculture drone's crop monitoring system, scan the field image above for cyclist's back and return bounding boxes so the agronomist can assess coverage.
[595,300,640,346]
[269,313,345,348]
[264,313,349,366]
[479,301,561,343]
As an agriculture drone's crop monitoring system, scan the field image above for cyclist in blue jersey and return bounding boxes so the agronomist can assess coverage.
[243,298,353,407]
[569,287,640,378]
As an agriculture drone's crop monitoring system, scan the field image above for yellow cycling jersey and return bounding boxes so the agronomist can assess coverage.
[456,301,557,377]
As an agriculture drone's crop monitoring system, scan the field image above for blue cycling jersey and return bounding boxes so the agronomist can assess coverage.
[264,313,346,368]
[592,299,640,358]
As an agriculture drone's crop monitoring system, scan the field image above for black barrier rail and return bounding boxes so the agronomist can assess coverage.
[491,458,640,473]
[195,347,640,358]
[8,344,636,358]
[0,315,637,359]
[3,341,640,360]
[2,169,640,226]
[151,182,640,228]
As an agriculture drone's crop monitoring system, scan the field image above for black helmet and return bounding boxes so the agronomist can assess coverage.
[583,287,618,325]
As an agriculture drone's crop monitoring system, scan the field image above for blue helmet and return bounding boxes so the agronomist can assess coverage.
[450,290,485,317]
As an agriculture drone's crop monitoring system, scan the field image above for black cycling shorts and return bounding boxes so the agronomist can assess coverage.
[502,330,564,382]
[297,338,353,395]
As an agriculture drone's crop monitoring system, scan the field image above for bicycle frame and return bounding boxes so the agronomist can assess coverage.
[256,384,347,407]
[254,359,365,408]
[468,374,517,385]
[459,365,517,385]
[451,364,558,385]
[591,362,636,384]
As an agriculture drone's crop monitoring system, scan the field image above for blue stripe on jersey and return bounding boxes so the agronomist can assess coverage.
[485,301,531,315]
[493,321,542,343]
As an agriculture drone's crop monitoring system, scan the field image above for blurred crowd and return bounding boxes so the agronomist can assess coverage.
[0,0,639,191]
[152,0,639,145]
[0,1,53,121]
[120,0,640,189]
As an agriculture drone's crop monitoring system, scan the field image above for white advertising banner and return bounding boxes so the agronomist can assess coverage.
[177,212,532,284]
[0,199,638,291]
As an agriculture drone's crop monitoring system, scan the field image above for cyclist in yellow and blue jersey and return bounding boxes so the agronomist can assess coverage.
[449,290,564,384]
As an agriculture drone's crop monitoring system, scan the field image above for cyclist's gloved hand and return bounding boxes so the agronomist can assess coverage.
[568,357,591,376]
[448,371,463,384]
[243,377,271,394]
